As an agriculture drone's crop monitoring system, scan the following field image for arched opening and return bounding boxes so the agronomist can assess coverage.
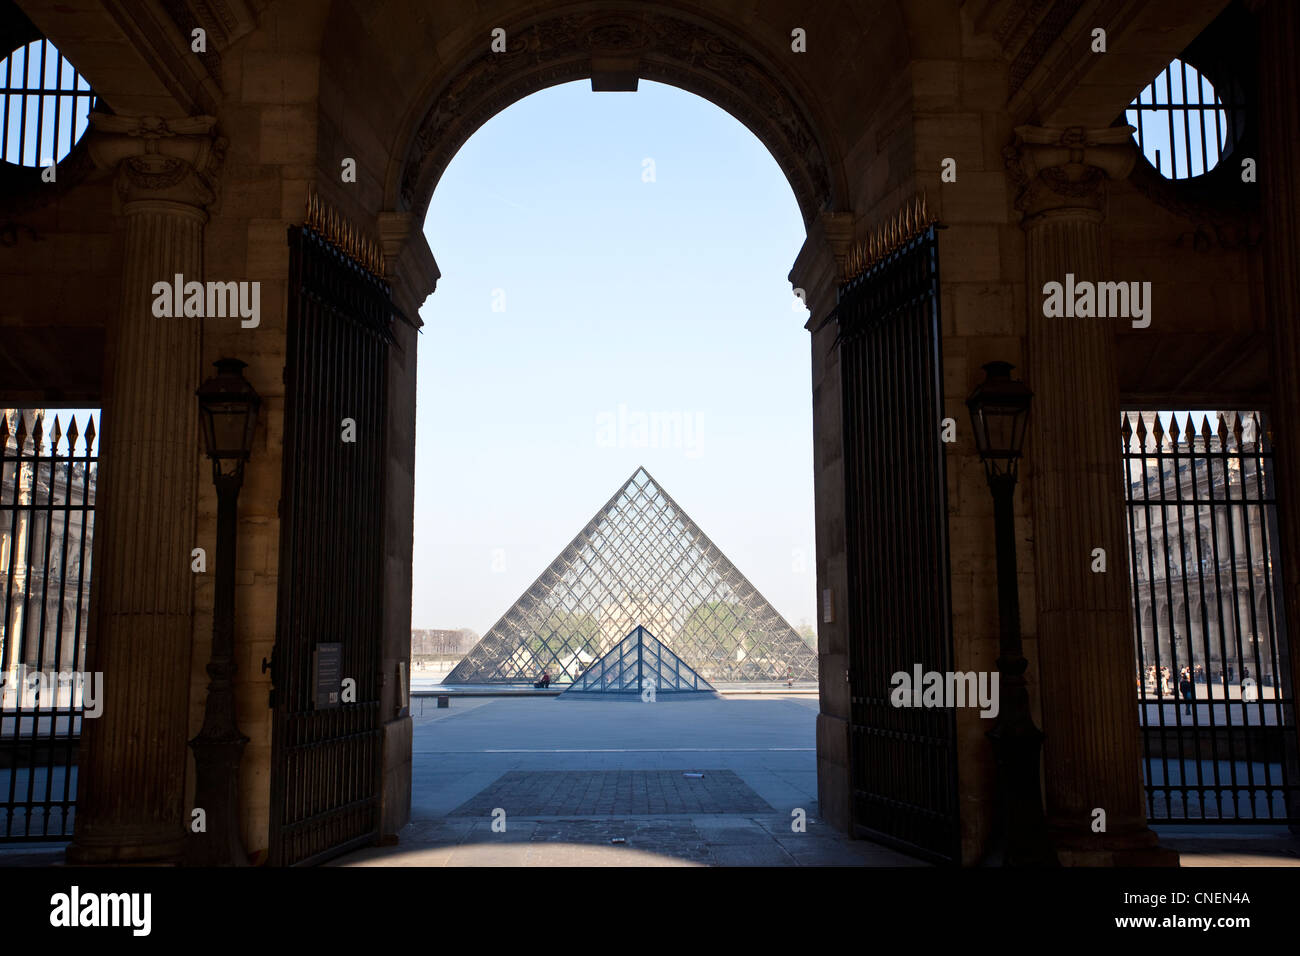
[393,78,859,862]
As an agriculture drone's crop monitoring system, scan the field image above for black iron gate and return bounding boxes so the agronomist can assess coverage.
[836,222,960,862]
[268,223,393,865]
[0,410,95,840]
[1123,410,1298,823]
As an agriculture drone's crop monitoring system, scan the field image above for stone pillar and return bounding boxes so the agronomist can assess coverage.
[376,211,439,841]
[68,115,223,864]
[792,210,856,834]
[1255,0,1300,827]
[1005,126,1174,865]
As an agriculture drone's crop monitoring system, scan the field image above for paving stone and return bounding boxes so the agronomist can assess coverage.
[450,769,772,816]
[710,842,796,866]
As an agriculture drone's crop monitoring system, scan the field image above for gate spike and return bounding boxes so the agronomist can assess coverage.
[51,414,63,455]
[1135,413,1148,451]
[1183,413,1196,450]
[32,413,44,454]
[1168,415,1180,445]
[1199,415,1213,448]
[83,414,96,454]
[0,410,9,451]
[1151,414,1165,450]
[1216,413,1229,446]
[1121,412,1133,446]
[66,415,79,456]
[1231,411,1244,447]
[14,410,27,452]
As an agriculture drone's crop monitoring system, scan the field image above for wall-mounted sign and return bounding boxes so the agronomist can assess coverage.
[313,643,342,710]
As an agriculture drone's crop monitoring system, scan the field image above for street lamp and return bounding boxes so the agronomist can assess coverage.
[966,361,1057,867]
[188,358,260,866]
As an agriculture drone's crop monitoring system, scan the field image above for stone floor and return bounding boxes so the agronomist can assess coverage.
[333,692,924,867]
[448,769,774,816]
[331,813,918,867]
[3,692,1297,867]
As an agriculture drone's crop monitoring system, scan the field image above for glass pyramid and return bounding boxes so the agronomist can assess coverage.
[447,467,819,684]
[562,626,714,696]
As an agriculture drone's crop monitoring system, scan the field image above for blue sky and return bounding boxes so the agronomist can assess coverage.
[411,80,817,635]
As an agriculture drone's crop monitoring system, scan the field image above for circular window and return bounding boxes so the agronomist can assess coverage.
[0,39,96,168]
[1125,58,1229,180]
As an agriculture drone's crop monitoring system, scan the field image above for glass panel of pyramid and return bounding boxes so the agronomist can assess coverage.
[563,626,714,695]
[447,467,819,683]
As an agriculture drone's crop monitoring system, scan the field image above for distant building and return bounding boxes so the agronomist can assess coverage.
[1124,412,1282,690]
[0,409,97,680]
[410,628,476,658]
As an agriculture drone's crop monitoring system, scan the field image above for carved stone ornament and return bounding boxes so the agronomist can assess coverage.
[1003,124,1137,218]
[399,11,834,226]
[87,113,226,208]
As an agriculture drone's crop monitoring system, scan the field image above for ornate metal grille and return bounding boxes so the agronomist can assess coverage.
[1123,411,1298,823]
[1125,56,1245,180]
[268,225,392,866]
[837,223,960,863]
[447,467,818,685]
[0,410,96,840]
[0,39,95,167]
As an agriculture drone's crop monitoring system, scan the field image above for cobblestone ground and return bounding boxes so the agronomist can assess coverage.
[449,769,773,816]
[332,813,922,867]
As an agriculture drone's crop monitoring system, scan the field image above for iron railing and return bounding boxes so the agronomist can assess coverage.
[268,225,391,866]
[1123,410,1298,823]
[836,224,960,863]
[0,409,96,840]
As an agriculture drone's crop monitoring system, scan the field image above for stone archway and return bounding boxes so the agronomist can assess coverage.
[389,7,847,230]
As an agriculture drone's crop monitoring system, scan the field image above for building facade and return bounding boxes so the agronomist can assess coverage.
[0,0,1296,865]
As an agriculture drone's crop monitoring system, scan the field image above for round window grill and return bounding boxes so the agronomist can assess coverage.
[1125,58,1234,180]
[0,38,96,168]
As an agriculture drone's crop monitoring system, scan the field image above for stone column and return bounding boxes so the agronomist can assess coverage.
[67,115,223,864]
[1255,0,1300,827]
[1005,126,1174,864]
[792,210,856,833]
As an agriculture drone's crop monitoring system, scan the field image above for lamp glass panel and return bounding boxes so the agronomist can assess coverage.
[982,403,1025,458]
[210,405,251,459]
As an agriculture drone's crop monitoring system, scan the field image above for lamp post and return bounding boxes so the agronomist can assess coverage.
[188,358,260,866]
[965,361,1057,867]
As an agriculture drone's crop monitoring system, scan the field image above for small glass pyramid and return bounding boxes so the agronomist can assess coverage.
[562,625,714,696]
[447,467,818,684]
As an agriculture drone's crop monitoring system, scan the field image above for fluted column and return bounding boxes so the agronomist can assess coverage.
[68,115,223,864]
[1255,0,1300,826]
[1006,126,1173,864]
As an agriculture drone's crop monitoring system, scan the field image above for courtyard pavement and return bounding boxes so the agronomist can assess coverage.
[332,692,924,867]
[1,692,1295,867]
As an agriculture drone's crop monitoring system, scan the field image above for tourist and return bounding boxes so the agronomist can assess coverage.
[1179,668,1193,717]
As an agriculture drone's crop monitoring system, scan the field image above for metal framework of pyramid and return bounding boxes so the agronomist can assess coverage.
[447,467,819,684]
[561,626,715,696]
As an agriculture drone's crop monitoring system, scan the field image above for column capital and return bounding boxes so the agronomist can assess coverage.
[1003,125,1136,221]
[87,113,226,209]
